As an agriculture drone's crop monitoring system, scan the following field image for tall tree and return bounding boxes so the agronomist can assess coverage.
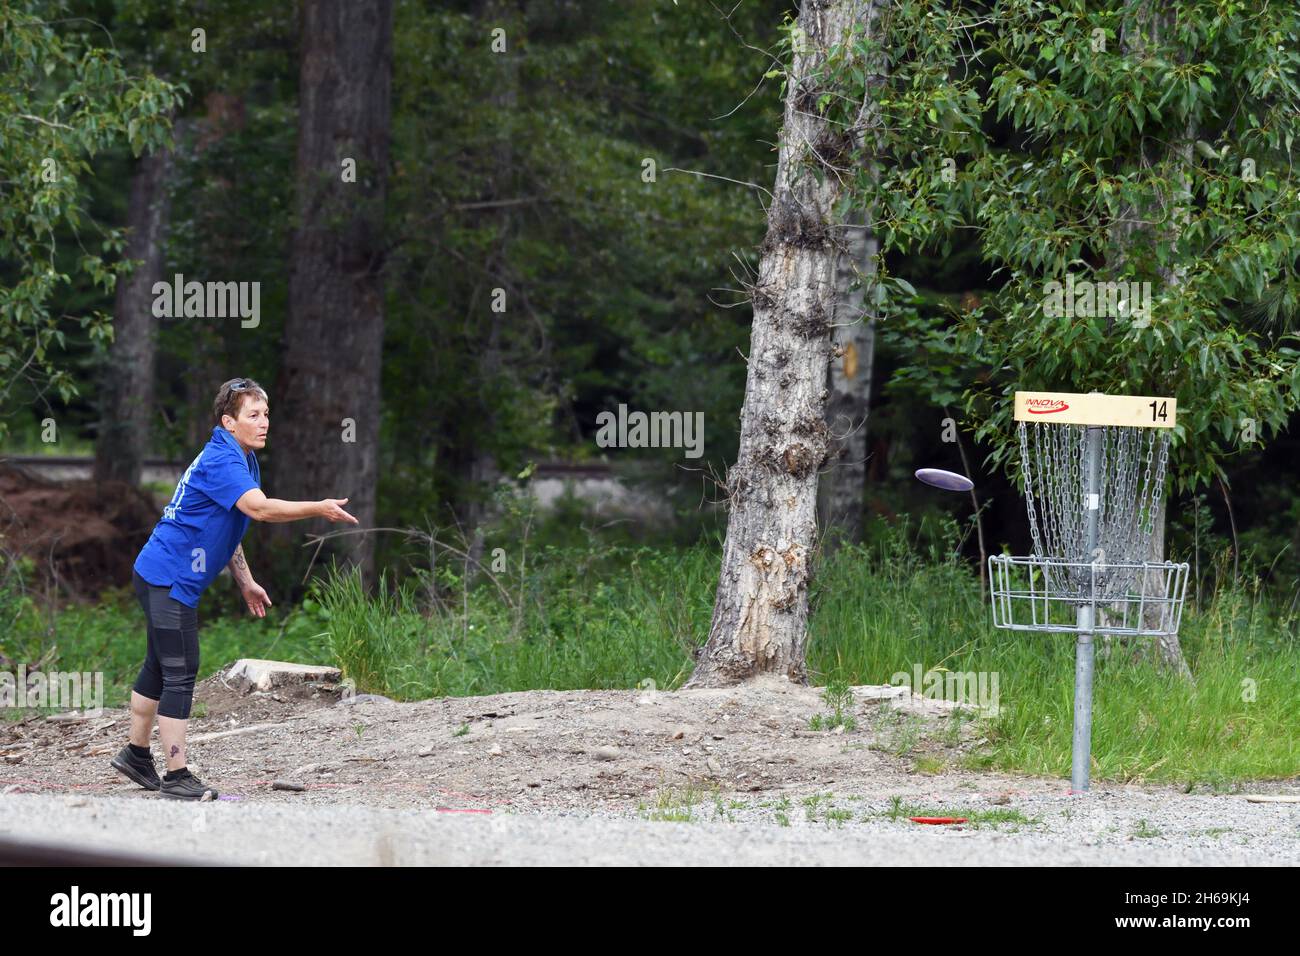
[819,206,879,543]
[687,0,882,687]
[93,144,174,486]
[273,1,394,577]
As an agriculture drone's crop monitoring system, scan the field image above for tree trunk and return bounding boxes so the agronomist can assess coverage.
[93,146,174,486]
[273,1,393,579]
[461,0,519,572]
[818,207,877,546]
[1111,4,1193,677]
[687,0,879,688]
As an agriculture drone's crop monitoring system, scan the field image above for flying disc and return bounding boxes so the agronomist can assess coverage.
[909,816,968,825]
[914,468,974,492]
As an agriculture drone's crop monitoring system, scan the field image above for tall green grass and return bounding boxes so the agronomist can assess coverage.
[313,544,712,697]
[805,520,1300,786]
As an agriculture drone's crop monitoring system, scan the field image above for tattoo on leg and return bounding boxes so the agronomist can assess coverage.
[170,744,180,758]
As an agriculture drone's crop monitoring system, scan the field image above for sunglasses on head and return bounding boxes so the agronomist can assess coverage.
[229,379,250,392]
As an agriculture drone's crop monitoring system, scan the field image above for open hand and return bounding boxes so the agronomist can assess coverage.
[320,497,359,524]
[242,581,273,618]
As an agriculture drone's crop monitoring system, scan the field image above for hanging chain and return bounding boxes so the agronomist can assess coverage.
[1149,430,1169,540]
[1017,420,1171,601]
[1019,421,1043,558]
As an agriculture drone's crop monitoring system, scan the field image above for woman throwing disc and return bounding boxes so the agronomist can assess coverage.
[111,377,358,800]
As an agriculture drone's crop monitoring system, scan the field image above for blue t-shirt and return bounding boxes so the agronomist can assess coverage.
[134,426,261,608]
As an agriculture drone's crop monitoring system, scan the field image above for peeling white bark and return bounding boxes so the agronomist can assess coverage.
[688,0,880,687]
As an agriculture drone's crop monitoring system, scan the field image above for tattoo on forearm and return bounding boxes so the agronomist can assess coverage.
[230,546,252,586]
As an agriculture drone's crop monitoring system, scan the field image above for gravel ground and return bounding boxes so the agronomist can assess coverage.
[2,669,1296,865]
[0,788,1296,865]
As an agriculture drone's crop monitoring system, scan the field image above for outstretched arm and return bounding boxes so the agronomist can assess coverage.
[235,487,358,524]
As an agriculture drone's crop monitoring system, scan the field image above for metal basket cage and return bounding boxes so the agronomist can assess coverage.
[989,554,1190,637]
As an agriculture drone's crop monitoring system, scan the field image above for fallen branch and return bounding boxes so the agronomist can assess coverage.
[188,722,291,744]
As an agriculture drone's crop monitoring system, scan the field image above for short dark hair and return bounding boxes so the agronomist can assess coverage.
[213,378,269,425]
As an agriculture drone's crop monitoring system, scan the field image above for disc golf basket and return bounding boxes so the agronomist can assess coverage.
[988,391,1190,792]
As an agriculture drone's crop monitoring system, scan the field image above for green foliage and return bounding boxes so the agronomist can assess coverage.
[0,1,182,429]
[966,0,1300,494]
[833,0,1300,495]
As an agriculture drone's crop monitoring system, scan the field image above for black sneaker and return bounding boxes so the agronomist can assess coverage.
[110,745,161,791]
[160,769,218,801]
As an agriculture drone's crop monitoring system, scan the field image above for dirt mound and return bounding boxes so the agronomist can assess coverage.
[6,666,1016,810]
[0,675,1009,812]
[0,461,159,597]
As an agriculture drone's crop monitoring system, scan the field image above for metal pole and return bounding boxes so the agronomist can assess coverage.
[1071,626,1095,793]
[1073,424,1103,793]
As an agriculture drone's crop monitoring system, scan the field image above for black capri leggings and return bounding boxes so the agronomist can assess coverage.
[131,570,200,720]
